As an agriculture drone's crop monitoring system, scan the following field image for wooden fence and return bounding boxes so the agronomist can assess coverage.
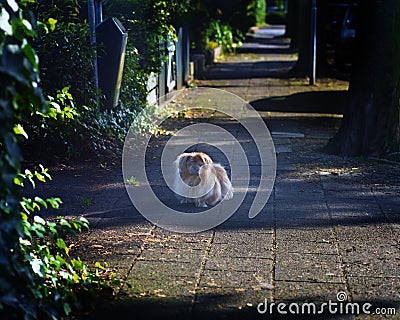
[147,26,191,105]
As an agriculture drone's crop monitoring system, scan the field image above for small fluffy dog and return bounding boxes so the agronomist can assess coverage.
[174,152,233,207]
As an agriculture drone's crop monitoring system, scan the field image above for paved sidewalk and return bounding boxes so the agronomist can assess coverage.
[61,27,400,319]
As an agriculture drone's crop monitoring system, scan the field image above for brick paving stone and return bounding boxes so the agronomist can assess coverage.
[274,251,344,283]
[274,281,347,302]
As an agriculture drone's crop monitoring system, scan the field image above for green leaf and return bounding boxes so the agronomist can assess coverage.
[7,0,19,12]
[47,197,62,209]
[48,18,57,31]
[60,219,71,228]
[14,175,24,187]
[49,101,61,113]
[34,215,45,225]
[34,197,48,209]
[71,259,84,270]
[21,39,39,71]
[39,165,51,180]
[31,258,44,277]
[20,238,31,246]
[61,86,70,94]
[20,0,35,5]
[0,8,12,35]
[56,238,67,250]
[13,124,28,139]
[21,19,33,33]
[34,172,46,183]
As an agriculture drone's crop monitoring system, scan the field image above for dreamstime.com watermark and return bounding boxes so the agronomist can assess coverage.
[122,88,276,233]
[257,292,397,316]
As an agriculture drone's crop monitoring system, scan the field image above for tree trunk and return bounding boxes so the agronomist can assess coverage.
[324,0,400,157]
[286,0,328,77]
[287,0,311,76]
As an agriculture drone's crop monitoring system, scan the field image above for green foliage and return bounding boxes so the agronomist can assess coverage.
[21,0,191,159]
[0,0,45,312]
[0,1,117,319]
[125,176,139,186]
[95,42,150,144]
[22,0,101,159]
[21,86,83,160]
[179,1,247,53]
[76,0,193,152]
[31,0,98,108]
[0,7,48,317]
[274,0,286,11]
[107,0,191,74]
[204,20,244,53]
[119,44,148,111]
[19,198,115,319]
[247,0,267,26]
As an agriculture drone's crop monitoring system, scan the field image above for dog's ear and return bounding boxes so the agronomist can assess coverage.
[175,154,188,173]
[201,153,213,165]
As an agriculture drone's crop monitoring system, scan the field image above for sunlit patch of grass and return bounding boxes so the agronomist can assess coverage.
[125,176,140,186]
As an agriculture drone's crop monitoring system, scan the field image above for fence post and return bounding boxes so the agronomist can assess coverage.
[176,27,184,89]
[183,26,190,84]
[158,40,167,99]
[88,0,98,88]
[166,34,176,92]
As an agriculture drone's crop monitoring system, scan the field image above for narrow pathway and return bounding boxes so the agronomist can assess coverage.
[74,26,400,319]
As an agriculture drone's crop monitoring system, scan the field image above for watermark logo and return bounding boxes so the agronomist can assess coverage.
[122,87,276,233]
[257,291,397,316]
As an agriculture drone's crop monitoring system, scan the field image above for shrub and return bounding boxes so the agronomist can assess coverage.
[20,0,100,160]
[203,20,244,53]
[31,0,99,109]
[22,0,192,160]
[0,2,117,319]
[106,0,191,75]
[247,0,267,26]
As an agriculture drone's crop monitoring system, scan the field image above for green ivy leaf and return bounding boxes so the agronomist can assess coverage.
[34,215,45,225]
[21,39,39,71]
[48,17,57,31]
[34,197,48,209]
[0,8,12,35]
[20,0,35,5]
[30,258,44,277]
[60,219,71,228]
[14,175,24,186]
[56,238,69,255]
[7,0,19,12]
[47,197,62,209]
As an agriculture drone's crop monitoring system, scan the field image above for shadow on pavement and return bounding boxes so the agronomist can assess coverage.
[251,91,349,114]
[205,60,297,80]
[237,47,296,55]
[83,294,399,320]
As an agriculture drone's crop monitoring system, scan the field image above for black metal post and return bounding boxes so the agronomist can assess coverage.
[310,0,317,85]
[88,0,98,87]
[95,1,103,25]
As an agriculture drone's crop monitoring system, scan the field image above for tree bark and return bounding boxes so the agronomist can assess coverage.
[287,0,311,76]
[324,0,400,157]
[286,0,328,77]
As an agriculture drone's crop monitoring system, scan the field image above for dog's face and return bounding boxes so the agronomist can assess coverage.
[176,152,213,186]
[174,151,233,207]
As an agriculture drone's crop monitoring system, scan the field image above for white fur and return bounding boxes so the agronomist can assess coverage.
[173,153,234,207]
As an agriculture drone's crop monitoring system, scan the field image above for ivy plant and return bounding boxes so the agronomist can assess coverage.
[0,1,117,319]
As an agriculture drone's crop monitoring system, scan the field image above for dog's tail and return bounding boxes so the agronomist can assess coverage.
[224,185,234,200]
